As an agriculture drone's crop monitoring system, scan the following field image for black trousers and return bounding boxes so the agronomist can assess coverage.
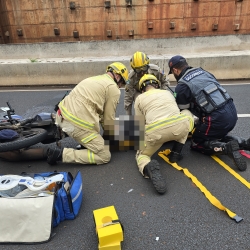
[191,100,238,151]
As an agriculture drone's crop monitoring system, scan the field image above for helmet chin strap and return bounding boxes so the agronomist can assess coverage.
[110,71,119,84]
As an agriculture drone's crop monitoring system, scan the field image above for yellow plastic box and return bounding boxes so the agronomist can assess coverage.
[93,205,123,248]
[98,241,121,250]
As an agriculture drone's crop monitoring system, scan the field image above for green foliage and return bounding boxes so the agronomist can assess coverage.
[29,58,38,63]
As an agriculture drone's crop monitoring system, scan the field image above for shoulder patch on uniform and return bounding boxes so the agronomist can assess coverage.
[183,68,204,81]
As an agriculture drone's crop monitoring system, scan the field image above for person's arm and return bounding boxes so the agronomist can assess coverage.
[134,96,146,124]
[124,71,136,115]
[124,83,135,115]
[157,69,170,89]
[175,84,192,111]
[149,64,170,89]
[103,85,120,125]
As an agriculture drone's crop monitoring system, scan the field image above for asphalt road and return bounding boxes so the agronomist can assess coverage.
[0,83,250,250]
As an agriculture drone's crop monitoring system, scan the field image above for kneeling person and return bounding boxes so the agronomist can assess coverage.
[46,62,129,165]
[134,74,194,194]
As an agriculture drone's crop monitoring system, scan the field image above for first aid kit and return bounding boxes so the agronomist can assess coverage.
[0,171,83,244]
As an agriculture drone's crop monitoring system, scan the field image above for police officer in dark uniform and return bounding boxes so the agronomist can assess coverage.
[168,55,250,171]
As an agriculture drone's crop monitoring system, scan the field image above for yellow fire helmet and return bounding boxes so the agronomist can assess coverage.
[130,51,150,69]
[107,62,129,84]
[138,74,160,92]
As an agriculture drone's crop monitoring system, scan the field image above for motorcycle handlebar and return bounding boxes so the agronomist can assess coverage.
[6,102,15,115]
[19,118,34,126]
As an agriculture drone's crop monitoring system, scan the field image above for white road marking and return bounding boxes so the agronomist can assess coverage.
[238,114,250,118]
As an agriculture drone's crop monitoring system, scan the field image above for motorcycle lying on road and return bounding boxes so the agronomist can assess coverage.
[0,101,65,153]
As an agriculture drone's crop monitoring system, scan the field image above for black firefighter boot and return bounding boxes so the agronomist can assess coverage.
[222,135,250,151]
[204,140,247,171]
[169,142,184,163]
[143,160,167,194]
[45,146,63,165]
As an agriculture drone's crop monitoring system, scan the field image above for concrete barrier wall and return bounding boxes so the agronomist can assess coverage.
[1,35,250,59]
[0,35,250,86]
[1,52,250,87]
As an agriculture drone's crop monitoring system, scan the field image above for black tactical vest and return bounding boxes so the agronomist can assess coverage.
[178,68,232,114]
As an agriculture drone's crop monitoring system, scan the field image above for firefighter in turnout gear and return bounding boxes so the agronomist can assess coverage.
[169,55,250,171]
[45,62,129,165]
[134,74,194,194]
[124,51,170,115]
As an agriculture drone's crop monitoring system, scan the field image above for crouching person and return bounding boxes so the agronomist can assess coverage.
[134,74,194,194]
[45,62,129,165]
[168,55,248,171]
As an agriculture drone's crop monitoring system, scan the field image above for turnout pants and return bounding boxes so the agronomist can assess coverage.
[55,113,111,165]
[136,110,193,175]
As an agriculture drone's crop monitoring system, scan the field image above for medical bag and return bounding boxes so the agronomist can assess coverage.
[0,171,83,244]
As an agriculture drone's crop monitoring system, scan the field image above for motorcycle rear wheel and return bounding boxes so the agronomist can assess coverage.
[0,128,48,152]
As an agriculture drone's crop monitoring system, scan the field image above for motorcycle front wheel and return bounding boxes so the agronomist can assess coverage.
[0,128,48,152]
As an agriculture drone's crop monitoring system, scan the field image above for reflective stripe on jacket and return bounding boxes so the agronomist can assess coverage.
[58,74,120,133]
[146,114,189,132]
[60,103,95,130]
